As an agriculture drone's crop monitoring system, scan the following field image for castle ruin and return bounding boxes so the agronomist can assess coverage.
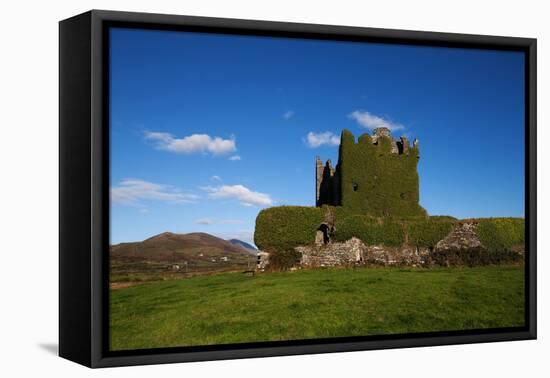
[315,127,425,217]
[254,127,524,269]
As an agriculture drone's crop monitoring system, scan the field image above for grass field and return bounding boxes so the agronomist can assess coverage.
[110,265,525,351]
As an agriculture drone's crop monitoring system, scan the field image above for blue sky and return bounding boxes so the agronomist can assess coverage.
[109,27,525,245]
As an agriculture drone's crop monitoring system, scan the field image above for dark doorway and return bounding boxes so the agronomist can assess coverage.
[318,224,330,244]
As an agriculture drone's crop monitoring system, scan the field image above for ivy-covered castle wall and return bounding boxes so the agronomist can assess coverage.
[316,127,427,217]
[254,127,525,269]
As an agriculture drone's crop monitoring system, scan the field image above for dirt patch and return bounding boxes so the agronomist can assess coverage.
[110,282,145,290]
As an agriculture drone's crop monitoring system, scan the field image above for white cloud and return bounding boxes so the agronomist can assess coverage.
[283,110,295,119]
[111,179,199,206]
[144,131,237,156]
[211,175,222,181]
[305,131,340,148]
[229,155,241,161]
[202,185,273,207]
[195,218,243,225]
[348,110,405,131]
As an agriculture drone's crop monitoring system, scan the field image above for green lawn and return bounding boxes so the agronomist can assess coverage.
[110,265,525,351]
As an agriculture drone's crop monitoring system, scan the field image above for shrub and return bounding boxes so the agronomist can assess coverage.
[407,217,456,248]
[333,213,404,246]
[264,248,302,271]
[475,218,525,253]
[253,204,524,268]
[430,218,525,266]
[255,204,458,251]
[431,249,522,267]
[254,206,324,251]
[332,207,453,248]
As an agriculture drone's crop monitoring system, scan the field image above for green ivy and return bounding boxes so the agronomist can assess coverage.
[407,217,456,248]
[337,129,427,217]
[332,211,404,246]
[265,248,302,271]
[476,218,525,252]
[254,206,324,251]
[255,205,458,250]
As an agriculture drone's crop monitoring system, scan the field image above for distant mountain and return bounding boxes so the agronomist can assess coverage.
[228,239,257,253]
[110,232,253,263]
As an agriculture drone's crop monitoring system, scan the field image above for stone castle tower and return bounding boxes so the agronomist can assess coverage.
[316,127,425,217]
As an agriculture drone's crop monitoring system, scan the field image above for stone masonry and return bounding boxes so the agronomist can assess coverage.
[295,238,433,268]
[434,222,483,253]
[291,221,522,268]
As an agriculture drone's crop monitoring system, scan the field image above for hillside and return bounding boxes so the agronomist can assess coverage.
[110,232,256,282]
[111,232,252,261]
[228,239,257,253]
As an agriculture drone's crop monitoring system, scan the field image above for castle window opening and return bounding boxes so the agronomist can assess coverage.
[353,182,359,192]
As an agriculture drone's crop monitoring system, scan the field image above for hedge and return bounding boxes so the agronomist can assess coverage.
[254,206,324,251]
[255,205,457,250]
[431,249,522,266]
[265,248,302,271]
[254,205,525,258]
[406,217,456,248]
[332,213,405,246]
[475,218,525,253]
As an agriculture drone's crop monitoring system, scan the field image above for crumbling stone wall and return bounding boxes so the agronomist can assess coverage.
[434,222,483,253]
[297,237,366,267]
[296,239,431,268]
[430,221,523,266]
[365,245,432,266]
[316,158,340,207]
[292,221,523,268]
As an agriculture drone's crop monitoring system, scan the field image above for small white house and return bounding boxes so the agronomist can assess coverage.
[256,251,269,270]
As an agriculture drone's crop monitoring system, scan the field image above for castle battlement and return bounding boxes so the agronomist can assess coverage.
[344,127,419,155]
[316,128,425,217]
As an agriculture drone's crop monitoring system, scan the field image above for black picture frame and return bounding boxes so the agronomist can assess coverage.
[59,9,537,368]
